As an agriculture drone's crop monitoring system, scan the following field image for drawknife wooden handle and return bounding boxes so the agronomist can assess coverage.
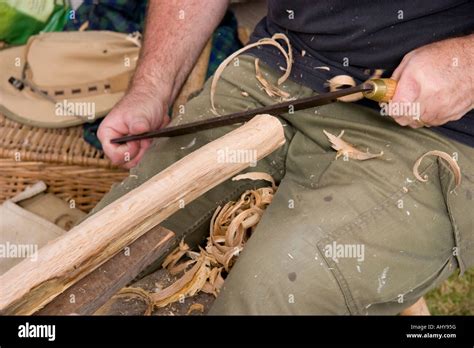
[363,78,397,103]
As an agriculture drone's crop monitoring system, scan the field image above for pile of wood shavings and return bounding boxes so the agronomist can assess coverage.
[115,172,277,314]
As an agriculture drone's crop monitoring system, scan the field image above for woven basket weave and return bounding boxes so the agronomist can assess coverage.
[0,159,127,212]
[0,114,114,168]
[0,113,128,212]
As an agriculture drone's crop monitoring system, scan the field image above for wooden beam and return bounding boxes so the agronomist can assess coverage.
[36,226,175,315]
[0,114,285,315]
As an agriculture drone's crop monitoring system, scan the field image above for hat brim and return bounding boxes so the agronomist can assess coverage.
[0,45,124,128]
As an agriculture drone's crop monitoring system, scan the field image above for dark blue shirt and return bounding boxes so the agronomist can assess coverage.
[249,0,474,147]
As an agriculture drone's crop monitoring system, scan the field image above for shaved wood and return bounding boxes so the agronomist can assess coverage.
[0,114,285,315]
[187,302,204,315]
[115,253,211,311]
[115,172,277,313]
[232,172,276,190]
[255,58,291,100]
[210,33,293,114]
[370,69,384,79]
[323,130,383,161]
[327,75,362,102]
[413,150,461,188]
[78,21,89,32]
[327,69,384,102]
[36,226,175,315]
[104,286,155,316]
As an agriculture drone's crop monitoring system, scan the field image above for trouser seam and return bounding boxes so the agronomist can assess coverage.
[438,160,466,274]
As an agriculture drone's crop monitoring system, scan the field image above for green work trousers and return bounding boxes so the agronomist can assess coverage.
[90,55,474,314]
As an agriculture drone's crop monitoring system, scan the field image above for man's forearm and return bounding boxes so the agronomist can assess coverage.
[130,0,229,107]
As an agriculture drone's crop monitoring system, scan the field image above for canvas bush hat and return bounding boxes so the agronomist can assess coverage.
[0,31,140,128]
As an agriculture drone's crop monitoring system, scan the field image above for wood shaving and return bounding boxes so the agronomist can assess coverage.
[151,254,212,307]
[78,21,89,32]
[162,239,191,273]
[323,130,383,160]
[255,58,291,100]
[187,303,204,315]
[210,33,293,114]
[116,172,277,314]
[113,287,154,315]
[315,66,330,71]
[327,69,384,102]
[412,150,461,188]
[327,75,362,102]
[370,69,384,79]
[232,171,276,190]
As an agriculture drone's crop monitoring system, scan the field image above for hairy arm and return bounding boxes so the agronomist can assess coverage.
[133,0,230,105]
[98,0,229,168]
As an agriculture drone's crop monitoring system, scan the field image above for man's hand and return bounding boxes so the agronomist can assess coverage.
[390,35,474,128]
[97,91,170,169]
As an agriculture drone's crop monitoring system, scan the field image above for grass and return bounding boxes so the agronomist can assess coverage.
[425,267,474,315]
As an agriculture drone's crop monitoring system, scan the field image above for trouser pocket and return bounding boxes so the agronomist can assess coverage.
[317,161,458,314]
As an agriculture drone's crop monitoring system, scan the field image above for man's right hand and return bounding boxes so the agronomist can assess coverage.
[98,92,170,169]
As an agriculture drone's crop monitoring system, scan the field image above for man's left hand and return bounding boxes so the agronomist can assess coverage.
[390,35,474,128]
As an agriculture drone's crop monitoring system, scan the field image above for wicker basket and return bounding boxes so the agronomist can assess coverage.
[0,113,127,212]
[0,159,127,212]
[0,114,114,168]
